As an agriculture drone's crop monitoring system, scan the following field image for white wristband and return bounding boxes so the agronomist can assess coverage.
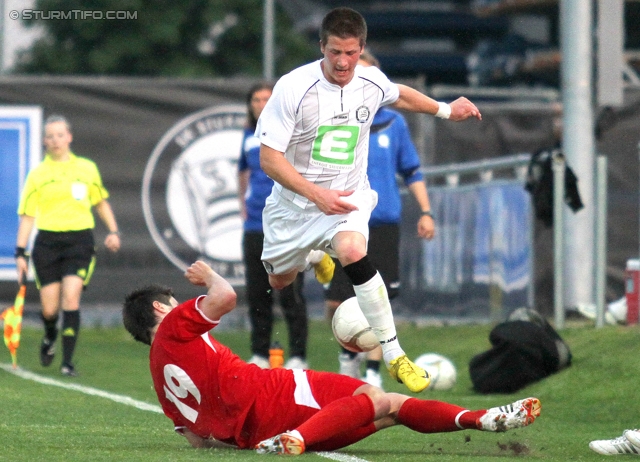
[435,102,451,119]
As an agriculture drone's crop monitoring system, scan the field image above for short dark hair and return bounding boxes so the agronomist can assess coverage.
[246,82,274,129]
[320,7,367,47]
[122,285,173,346]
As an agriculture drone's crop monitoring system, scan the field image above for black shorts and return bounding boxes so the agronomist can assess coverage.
[31,230,96,289]
[325,223,400,303]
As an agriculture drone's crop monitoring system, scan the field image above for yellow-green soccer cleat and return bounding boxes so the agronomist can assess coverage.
[255,431,306,455]
[388,354,430,393]
[313,253,335,285]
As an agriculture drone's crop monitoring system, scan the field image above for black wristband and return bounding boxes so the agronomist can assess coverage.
[420,211,434,219]
[15,247,27,258]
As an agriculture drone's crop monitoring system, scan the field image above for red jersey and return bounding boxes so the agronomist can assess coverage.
[150,296,270,447]
[150,296,365,449]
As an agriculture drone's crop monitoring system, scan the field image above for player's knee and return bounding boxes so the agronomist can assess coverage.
[368,390,392,420]
[361,385,387,402]
[269,274,294,291]
[337,247,367,266]
[333,232,367,265]
[269,279,286,291]
[61,295,81,311]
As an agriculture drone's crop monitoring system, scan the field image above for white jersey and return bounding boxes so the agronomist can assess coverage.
[256,59,400,210]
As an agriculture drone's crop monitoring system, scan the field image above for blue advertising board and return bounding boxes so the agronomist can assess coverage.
[0,106,42,280]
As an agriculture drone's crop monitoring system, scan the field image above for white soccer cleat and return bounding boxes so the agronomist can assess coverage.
[608,297,629,324]
[338,352,364,378]
[576,302,618,325]
[589,432,640,456]
[255,431,305,455]
[477,397,541,432]
[625,430,640,448]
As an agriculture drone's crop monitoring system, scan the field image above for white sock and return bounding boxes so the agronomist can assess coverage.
[352,272,404,366]
[287,429,304,442]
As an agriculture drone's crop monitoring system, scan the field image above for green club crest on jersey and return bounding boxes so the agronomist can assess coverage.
[311,125,360,170]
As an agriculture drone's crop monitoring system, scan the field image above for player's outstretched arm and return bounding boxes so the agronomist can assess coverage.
[392,84,439,115]
[184,261,236,321]
[392,84,482,121]
[448,96,482,121]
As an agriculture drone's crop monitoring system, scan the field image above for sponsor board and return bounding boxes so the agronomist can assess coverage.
[0,106,42,280]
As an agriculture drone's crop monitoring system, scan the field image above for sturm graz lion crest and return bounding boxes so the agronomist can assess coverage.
[142,105,246,284]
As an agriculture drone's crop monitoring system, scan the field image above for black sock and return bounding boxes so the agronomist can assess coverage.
[343,256,377,286]
[42,313,59,342]
[61,310,80,365]
[341,346,358,359]
[366,360,380,372]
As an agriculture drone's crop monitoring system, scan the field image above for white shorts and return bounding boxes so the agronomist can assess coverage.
[261,189,378,275]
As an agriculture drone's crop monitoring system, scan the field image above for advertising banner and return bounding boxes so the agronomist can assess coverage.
[0,106,42,280]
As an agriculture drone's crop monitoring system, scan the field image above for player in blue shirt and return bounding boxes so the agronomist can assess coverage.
[239,83,308,370]
[325,52,435,387]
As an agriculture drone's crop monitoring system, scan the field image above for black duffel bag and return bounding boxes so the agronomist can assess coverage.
[469,308,572,394]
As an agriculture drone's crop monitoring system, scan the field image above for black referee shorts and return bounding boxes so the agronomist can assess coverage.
[31,229,96,289]
[325,223,400,303]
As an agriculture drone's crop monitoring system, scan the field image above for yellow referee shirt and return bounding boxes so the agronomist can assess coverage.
[17,152,110,231]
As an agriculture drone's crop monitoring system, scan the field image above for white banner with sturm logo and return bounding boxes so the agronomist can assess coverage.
[142,105,247,285]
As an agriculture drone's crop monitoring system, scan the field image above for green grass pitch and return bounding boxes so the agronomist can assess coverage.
[1,318,638,461]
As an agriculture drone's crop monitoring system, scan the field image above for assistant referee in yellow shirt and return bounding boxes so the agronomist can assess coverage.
[15,115,121,377]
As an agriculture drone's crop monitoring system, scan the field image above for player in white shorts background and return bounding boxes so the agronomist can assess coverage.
[256,7,482,393]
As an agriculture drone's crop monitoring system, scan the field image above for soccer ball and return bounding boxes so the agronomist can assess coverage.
[414,353,457,391]
[331,297,379,353]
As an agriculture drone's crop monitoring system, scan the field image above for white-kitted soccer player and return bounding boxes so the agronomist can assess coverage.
[256,7,482,393]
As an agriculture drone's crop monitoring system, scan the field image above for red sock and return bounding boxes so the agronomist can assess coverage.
[397,398,485,433]
[296,394,375,448]
[308,423,377,452]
